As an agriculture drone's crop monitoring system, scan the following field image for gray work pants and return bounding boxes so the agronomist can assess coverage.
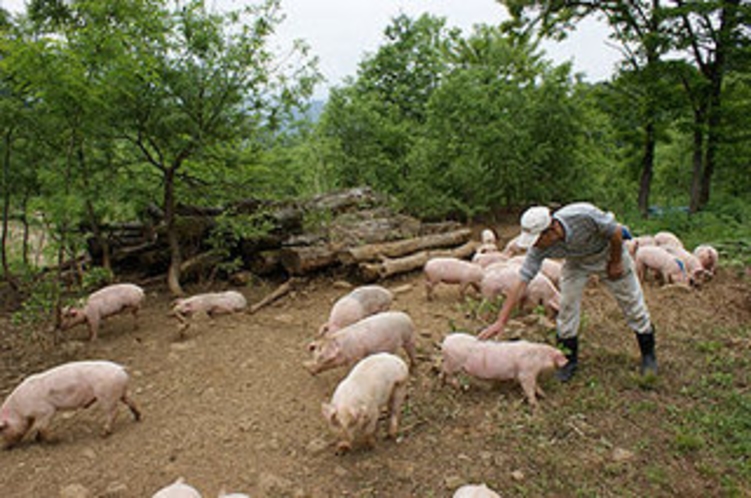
[557,247,652,339]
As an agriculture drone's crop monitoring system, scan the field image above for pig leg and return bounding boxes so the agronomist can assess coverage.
[403,340,417,371]
[122,393,142,422]
[361,408,379,448]
[518,374,539,410]
[88,315,101,341]
[130,305,140,330]
[387,381,408,439]
[29,409,56,443]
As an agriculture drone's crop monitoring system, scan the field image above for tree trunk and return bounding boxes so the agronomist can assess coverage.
[638,119,656,218]
[164,167,184,296]
[689,106,706,214]
[1,129,12,285]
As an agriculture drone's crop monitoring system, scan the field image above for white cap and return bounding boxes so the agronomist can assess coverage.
[517,206,552,248]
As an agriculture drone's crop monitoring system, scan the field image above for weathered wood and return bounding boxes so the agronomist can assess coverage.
[280,245,339,276]
[248,250,282,275]
[338,228,472,265]
[248,278,302,314]
[358,240,479,281]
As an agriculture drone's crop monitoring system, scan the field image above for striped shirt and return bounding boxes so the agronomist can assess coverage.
[519,202,618,282]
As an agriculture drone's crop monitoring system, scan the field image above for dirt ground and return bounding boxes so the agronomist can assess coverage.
[0,237,749,497]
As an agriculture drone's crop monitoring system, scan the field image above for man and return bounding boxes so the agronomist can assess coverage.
[478,203,657,381]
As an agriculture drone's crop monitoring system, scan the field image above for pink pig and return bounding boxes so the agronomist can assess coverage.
[471,251,509,268]
[171,290,247,331]
[305,311,417,375]
[424,257,484,300]
[152,478,202,498]
[693,244,719,276]
[635,245,690,285]
[654,231,684,249]
[441,334,568,408]
[60,283,145,341]
[453,484,502,498]
[664,245,707,285]
[318,285,393,337]
[321,352,409,453]
[0,360,141,448]
[481,266,560,317]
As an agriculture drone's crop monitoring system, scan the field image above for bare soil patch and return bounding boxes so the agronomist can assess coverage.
[0,247,749,497]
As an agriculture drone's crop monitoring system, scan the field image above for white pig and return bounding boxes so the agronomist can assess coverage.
[171,290,247,331]
[424,257,484,300]
[0,360,141,448]
[318,285,393,337]
[471,251,509,268]
[501,235,526,257]
[664,245,707,285]
[635,245,690,286]
[217,490,249,498]
[693,244,719,276]
[481,229,497,245]
[321,352,409,453]
[441,334,568,408]
[305,311,416,375]
[654,231,684,249]
[60,283,145,341]
[481,266,559,316]
[454,483,502,498]
[152,478,202,498]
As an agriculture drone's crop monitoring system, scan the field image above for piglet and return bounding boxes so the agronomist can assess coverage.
[441,334,567,408]
[481,266,559,317]
[693,244,719,276]
[152,478,202,498]
[171,290,247,332]
[635,245,691,286]
[321,352,409,453]
[471,251,508,268]
[0,360,141,448]
[654,231,684,249]
[305,311,416,375]
[318,285,393,337]
[424,257,484,300]
[454,483,502,498]
[60,283,145,341]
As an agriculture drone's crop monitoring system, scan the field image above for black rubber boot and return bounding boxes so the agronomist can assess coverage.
[636,328,658,376]
[556,336,579,382]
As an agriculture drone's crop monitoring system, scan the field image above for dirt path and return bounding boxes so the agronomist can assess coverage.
[0,263,749,497]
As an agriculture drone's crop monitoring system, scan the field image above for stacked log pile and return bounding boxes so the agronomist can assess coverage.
[89,187,477,283]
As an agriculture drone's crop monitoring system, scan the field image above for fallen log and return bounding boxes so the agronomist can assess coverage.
[358,240,479,282]
[248,277,302,314]
[280,245,339,276]
[180,249,226,279]
[338,228,472,266]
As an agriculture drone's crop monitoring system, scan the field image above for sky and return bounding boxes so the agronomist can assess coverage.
[1,0,622,100]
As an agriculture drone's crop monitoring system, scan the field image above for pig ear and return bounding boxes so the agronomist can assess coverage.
[321,403,337,424]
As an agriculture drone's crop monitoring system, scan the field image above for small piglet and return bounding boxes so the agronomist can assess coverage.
[0,360,141,448]
[171,290,247,331]
[654,231,684,249]
[424,257,484,300]
[454,483,502,498]
[152,478,202,498]
[60,283,145,341]
[635,245,691,286]
[318,285,393,337]
[481,266,560,317]
[441,333,568,408]
[693,244,719,276]
[321,352,409,453]
[305,311,416,375]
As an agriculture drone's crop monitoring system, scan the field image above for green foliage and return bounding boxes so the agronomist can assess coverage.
[10,271,61,332]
